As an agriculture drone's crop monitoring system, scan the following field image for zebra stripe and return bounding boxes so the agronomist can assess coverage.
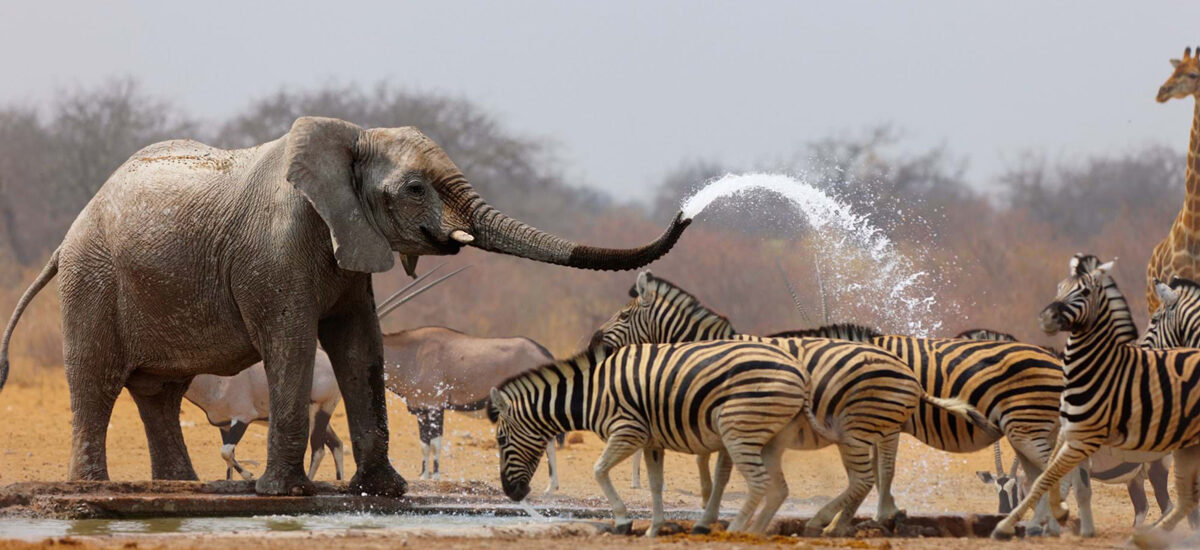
[1143,277,1200,349]
[993,254,1200,539]
[489,340,811,536]
[592,272,985,534]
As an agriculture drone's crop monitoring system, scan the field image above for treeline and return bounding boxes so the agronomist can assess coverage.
[0,79,1184,372]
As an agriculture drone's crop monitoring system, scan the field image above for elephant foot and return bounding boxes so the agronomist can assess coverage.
[151,460,199,481]
[611,520,633,535]
[256,466,315,496]
[350,462,407,497]
[803,522,825,537]
[691,524,711,535]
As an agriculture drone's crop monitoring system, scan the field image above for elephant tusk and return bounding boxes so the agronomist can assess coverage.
[450,230,475,244]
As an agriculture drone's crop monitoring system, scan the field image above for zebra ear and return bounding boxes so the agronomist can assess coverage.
[489,388,510,415]
[636,271,655,306]
[1157,280,1180,308]
[1096,260,1115,275]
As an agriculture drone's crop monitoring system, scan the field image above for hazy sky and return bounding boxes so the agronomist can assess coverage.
[3,1,1199,199]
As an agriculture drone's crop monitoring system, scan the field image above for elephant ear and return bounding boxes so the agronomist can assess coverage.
[285,116,394,273]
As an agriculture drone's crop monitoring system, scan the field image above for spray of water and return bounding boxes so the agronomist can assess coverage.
[680,172,956,336]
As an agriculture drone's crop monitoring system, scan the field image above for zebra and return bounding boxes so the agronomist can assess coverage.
[763,331,1089,534]
[487,340,813,536]
[592,271,999,534]
[991,254,1200,539]
[1143,276,1200,349]
[956,327,1184,528]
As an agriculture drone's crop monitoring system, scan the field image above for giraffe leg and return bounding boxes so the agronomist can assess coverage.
[993,437,1100,540]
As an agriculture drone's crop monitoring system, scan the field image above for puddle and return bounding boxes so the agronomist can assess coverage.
[0,512,540,540]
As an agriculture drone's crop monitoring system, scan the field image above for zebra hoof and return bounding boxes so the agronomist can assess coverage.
[612,521,633,535]
[690,524,711,535]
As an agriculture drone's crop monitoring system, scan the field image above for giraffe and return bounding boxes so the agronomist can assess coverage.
[1148,46,1200,314]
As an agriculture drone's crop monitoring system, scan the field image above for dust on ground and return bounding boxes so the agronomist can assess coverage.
[0,367,1159,548]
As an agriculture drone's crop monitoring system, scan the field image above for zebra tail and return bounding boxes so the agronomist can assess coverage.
[920,394,1003,438]
[804,404,841,443]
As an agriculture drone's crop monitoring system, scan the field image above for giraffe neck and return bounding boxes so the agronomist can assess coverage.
[1173,96,1200,239]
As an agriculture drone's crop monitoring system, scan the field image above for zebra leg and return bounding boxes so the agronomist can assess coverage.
[873,431,904,524]
[1128,472,1149,527]
[807,440,875,537]
[693,450,732,534]
[1153,446,1200,531]
[543,439,559,495]
[644,449,667,537]
[992,438,1099,540]
[697,452,713,504]
[725,443,770,533]
[1010,436,1059,535]
[1073,466,1095,537]
[748,435,790,535]
[593,430,645,534]
[630,449,642,489]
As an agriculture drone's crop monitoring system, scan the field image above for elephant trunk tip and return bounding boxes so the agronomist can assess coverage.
[566,211,692,272]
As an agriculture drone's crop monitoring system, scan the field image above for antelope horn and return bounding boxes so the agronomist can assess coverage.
[994,441,1004,476]
[377,263,445,311]
[377,265,470,320]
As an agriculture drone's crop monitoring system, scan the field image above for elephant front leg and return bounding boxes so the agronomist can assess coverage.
[256,337,317,496]
[318,296,406,497]
[129,379,198,480]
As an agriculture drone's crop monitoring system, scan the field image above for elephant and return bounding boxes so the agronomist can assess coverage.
[0,116,690,497]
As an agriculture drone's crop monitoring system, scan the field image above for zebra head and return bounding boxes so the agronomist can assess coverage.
[591,271,733,349]
[1039,254,1114,335]
[1144,277,1200,348]
[488,386,552,501]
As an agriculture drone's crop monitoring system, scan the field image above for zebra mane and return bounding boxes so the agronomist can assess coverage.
[492,345,607,398]
[1169,276,1200,293]
[767,323,883,342]
[1099,269,1138,344]
[635,274,734,331]
[954,328,1018,342]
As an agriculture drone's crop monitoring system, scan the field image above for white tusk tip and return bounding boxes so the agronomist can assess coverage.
[450,230,475,244]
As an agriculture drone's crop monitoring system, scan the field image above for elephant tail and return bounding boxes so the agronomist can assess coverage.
[1,247,59,393]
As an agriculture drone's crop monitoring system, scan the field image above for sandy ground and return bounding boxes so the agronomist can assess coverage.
[0,367,1171,548]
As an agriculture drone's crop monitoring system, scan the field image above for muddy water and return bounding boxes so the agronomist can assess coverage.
[0,513,539,540]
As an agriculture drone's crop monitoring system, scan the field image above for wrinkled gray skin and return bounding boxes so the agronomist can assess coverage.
[0,116,690,496]
[185,349,344,482]
[381,327,557,487]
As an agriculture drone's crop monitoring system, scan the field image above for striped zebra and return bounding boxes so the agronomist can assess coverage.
[1143,276,1200,349]
[487,340,812,535]
[767,332,1089,533]
[991,254,1200,539]
[592,272,998,534]
[957,327,1182,527]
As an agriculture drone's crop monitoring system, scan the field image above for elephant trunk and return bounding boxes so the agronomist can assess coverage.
[440,180,691,271]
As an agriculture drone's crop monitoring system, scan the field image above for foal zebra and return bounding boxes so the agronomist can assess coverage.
[1143,276,1200,349]
[593,272,996,534]
[488,341,812,535]
[957,328,1181,527]
[992,254,1200,539]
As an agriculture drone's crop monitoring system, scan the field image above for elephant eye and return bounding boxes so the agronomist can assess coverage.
[405,182,426,198]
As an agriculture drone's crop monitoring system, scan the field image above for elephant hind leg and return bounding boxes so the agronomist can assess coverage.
[128,378,198,480]
[63,344,128,481]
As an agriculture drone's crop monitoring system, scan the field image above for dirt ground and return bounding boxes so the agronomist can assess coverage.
[0,367,1172,548]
